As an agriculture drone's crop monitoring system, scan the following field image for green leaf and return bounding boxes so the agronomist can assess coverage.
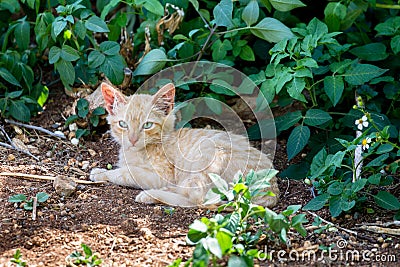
[213,0,233,28]
[55,59,75,88]
[341,200,355,212]
[329,197,342,217]
[331,151,345,167]
[0,67,21,87]
[303,193,329,210]
[324,76,344,106]
[343,64,388,86]
[374,191,400,210]
[75,20,86,40]
[88,50,106,69]
[275,111,302,133]
[81,243,93,257]
[204,97,222,115]
[287,125,310,160]
[85,16,109,32]
[9,194,27,203]
[37,86,49,107]
[242,0,259,27]
[228,255,248,267]
[99,55,125,85]
[92,107,106,116]
[303,193,329,211]
[100,41,120,55]
[209,80,236,96]
[7,90,23,99]
[49,46,62,64]
[391,35,400,54]
[9,100,30,122]
[65,115,79,126]
[36,192,49,203]
[304,109,332,126]
[250,17,294,43]
[269,0,306,12]
[143,0,164,16]
[133,49,167,76]
[352,178,367,193]
[367,173,381,185]
[327,182,343,195]
[376,144,394,154]
[75,129,90,139]
[90,115,99,127]
[15,18,30,51]
[208,173,229,194]
[366,153,389,167]
[24,202,33,210]
[60,45,80,62]
[100,0,120,19]
[216,230,232,254]
[77,98,89,118]
[349,43,388,61]
[286,77,306,102]
[239,45,255,61]
[51,19,67,40]
[207,237,222,259]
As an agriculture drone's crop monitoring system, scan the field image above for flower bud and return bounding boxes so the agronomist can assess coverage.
[63,30,72,40]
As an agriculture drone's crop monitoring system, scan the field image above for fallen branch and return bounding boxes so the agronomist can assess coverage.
[4,119,66,139]
[0,140,40,162]
[0,172,106,185]
[306,211,358,236]
[358,225,400,236]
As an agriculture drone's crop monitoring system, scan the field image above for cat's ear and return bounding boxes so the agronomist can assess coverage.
[152,83,175,114]
[101,82,127,115]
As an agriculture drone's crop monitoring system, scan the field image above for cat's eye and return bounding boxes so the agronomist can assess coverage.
[143,122,154,129]
[118,120,128,128]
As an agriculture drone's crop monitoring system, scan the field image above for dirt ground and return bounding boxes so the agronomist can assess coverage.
[0,88,399,267]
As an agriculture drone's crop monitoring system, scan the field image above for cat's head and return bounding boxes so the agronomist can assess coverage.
[101,82,176,150]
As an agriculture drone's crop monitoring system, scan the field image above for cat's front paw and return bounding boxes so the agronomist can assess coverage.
[89,168,109,182]
[135,191,157,204]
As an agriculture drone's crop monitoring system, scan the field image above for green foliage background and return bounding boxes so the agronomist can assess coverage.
[0,0,399,219]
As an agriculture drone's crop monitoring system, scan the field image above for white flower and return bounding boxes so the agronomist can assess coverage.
[361,137,372,150]
[355,115,369,130]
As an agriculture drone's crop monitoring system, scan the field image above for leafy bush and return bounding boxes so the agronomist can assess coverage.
[170,169,308,266]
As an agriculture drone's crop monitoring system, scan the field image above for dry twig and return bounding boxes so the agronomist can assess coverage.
[358,225,400,236]
[0,172,106,185]
[0,125,40,161]
[4,119,66,139]
[306,211,358,236]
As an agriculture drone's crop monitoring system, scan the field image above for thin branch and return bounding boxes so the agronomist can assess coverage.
[306,211,358,236]
[0,172,107,185]
[0,141,40,161]
[4,119,66,139]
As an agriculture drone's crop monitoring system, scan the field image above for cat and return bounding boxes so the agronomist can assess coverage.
[90,82,279,208]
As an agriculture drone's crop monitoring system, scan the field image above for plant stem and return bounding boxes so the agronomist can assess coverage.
[374,3,400,9]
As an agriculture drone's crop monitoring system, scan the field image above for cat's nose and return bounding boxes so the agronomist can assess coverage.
[129,135,138,145]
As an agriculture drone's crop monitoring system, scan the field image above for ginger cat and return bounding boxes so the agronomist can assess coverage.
[90,82,279,208]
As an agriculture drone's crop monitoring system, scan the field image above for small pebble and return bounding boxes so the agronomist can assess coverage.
[81,161,90,170]
[377,237,384,243]
[71,138,79,146]
[7,154,15,161]
[88,149,97,157]
[382,243,389,249]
